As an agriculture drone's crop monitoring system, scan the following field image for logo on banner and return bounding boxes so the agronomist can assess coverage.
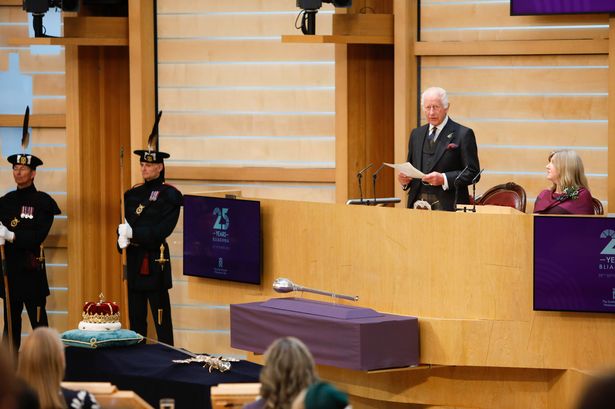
[600,229,615,255]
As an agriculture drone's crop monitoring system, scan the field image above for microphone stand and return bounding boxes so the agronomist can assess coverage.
[453,166,470,212]
[471,168,485,213]
[356,163,372,204]
[371,164,386,206]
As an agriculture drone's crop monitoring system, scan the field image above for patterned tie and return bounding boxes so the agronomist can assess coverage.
[428,127,437,148]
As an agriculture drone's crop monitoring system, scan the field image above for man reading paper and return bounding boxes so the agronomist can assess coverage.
[398,87,480,211]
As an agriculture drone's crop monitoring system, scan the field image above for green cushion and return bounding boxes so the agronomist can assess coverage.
[61,329,143,349]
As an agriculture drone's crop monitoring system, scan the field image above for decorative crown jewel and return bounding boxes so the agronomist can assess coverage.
[81,293,120,324]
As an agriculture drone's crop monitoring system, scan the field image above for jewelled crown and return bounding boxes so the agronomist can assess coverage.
[81,293,120,324]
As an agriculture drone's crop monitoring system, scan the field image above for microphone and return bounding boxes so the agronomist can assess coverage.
[371,164,386,205]
[356,163,372,204]
[453,165,470,212]
[471,168,485,212]
[471,168,484,185]
[273,277,359,302]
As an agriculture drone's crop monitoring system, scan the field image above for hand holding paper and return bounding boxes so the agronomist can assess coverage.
[384,162,425,179]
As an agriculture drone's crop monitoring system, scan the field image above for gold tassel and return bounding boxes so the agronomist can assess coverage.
[158,308,163,325]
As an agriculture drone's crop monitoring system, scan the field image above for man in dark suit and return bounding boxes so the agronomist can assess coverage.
[398,87,480,211]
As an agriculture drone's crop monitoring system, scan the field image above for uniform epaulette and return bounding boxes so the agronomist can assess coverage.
[131,182,144,189]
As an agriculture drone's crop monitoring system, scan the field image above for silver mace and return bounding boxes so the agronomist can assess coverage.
[273,277,359,302]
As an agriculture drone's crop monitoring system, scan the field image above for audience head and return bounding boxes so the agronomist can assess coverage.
[260,337,317,409]
[575,372,615,409]
[18,327,66,409]
[421,87,449,127]
[546,149,589,193]
[0,344,17,409]
[292,382,350,409]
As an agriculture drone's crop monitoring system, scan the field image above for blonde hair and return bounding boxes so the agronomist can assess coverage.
[548,150,589,192]
[260,337,317,409]
[18,327,66,409]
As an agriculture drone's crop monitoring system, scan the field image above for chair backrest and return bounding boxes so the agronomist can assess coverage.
[476,182,527,213]
[592,197,604,215]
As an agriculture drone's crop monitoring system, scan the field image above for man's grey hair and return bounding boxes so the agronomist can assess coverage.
[421,87,449,109]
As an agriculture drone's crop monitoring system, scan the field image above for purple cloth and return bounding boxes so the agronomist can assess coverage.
[231,298,419,371]
[533,188,594,214]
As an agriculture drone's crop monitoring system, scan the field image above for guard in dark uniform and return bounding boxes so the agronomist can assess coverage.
[117,113,182,345]
[0,107,61,351]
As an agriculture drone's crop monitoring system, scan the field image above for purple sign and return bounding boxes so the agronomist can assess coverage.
[534,216,615,313]
[511,0,615,15]
[183,195,261,284]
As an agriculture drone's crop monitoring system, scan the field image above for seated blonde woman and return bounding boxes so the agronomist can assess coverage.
[18,327,99,409]
[533,150,595,215]
[244,337,317,409]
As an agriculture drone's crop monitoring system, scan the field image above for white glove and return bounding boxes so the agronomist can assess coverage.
[118,235,130,249]
[0,225,15,243]
[118,221,133,239]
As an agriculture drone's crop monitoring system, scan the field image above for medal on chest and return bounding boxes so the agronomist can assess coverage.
[136,204,145,215]
[21,205,34,219]
[149,191,160,202]
[10,217,19,228]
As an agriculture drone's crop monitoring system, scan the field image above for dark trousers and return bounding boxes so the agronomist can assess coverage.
[2,295,48,351]
[128,289,174,345]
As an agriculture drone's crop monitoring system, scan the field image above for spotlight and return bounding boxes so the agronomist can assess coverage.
[296,0,352,35]
[23,0,79,38]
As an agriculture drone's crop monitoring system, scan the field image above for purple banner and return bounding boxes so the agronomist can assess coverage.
[511,0,615,15]
[183,195,261,284]
[534,216,615,313]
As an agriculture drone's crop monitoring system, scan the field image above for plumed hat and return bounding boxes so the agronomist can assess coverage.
[133,111,169,164]
[7,106,43,169]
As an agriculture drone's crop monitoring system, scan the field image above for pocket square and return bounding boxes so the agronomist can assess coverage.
[446,143,458,150]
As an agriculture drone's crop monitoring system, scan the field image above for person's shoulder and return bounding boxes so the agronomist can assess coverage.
[448,118,473,134]
[162,183,183,203]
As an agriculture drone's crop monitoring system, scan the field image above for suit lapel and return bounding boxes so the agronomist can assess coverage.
[428,120,456,172]
[414,125,429,171]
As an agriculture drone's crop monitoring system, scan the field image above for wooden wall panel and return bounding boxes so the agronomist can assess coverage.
[420,52,608,205]
[420,2,608,42]
[160,113,334,137]
[164,138,334,164]
[158,63,334,87]
[158,14,332,37]
[159,89,334,112]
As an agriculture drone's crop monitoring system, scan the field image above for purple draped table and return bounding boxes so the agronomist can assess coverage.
[230,297,419,371]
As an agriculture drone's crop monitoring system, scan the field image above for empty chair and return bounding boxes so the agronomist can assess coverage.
[592,197,604,215]
[476,182,527,213]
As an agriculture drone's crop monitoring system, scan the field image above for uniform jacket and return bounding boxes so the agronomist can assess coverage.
[123,176,183,292]
[0,184,60,302]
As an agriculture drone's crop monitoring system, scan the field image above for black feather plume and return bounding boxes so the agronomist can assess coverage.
[21,106,30,150]
[147,111,163,152]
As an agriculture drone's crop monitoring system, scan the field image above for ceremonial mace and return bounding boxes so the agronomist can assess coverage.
[273,277,359,302]
[0,244,13,353]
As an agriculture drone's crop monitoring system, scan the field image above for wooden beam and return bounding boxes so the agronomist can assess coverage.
[393,0,418,207]
[165,166,335,183]
[282,35,392,44]
[0,114,66,128]
[415,39,609,56]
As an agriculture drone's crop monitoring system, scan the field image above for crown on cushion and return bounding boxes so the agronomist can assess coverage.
[82,293,120,324]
